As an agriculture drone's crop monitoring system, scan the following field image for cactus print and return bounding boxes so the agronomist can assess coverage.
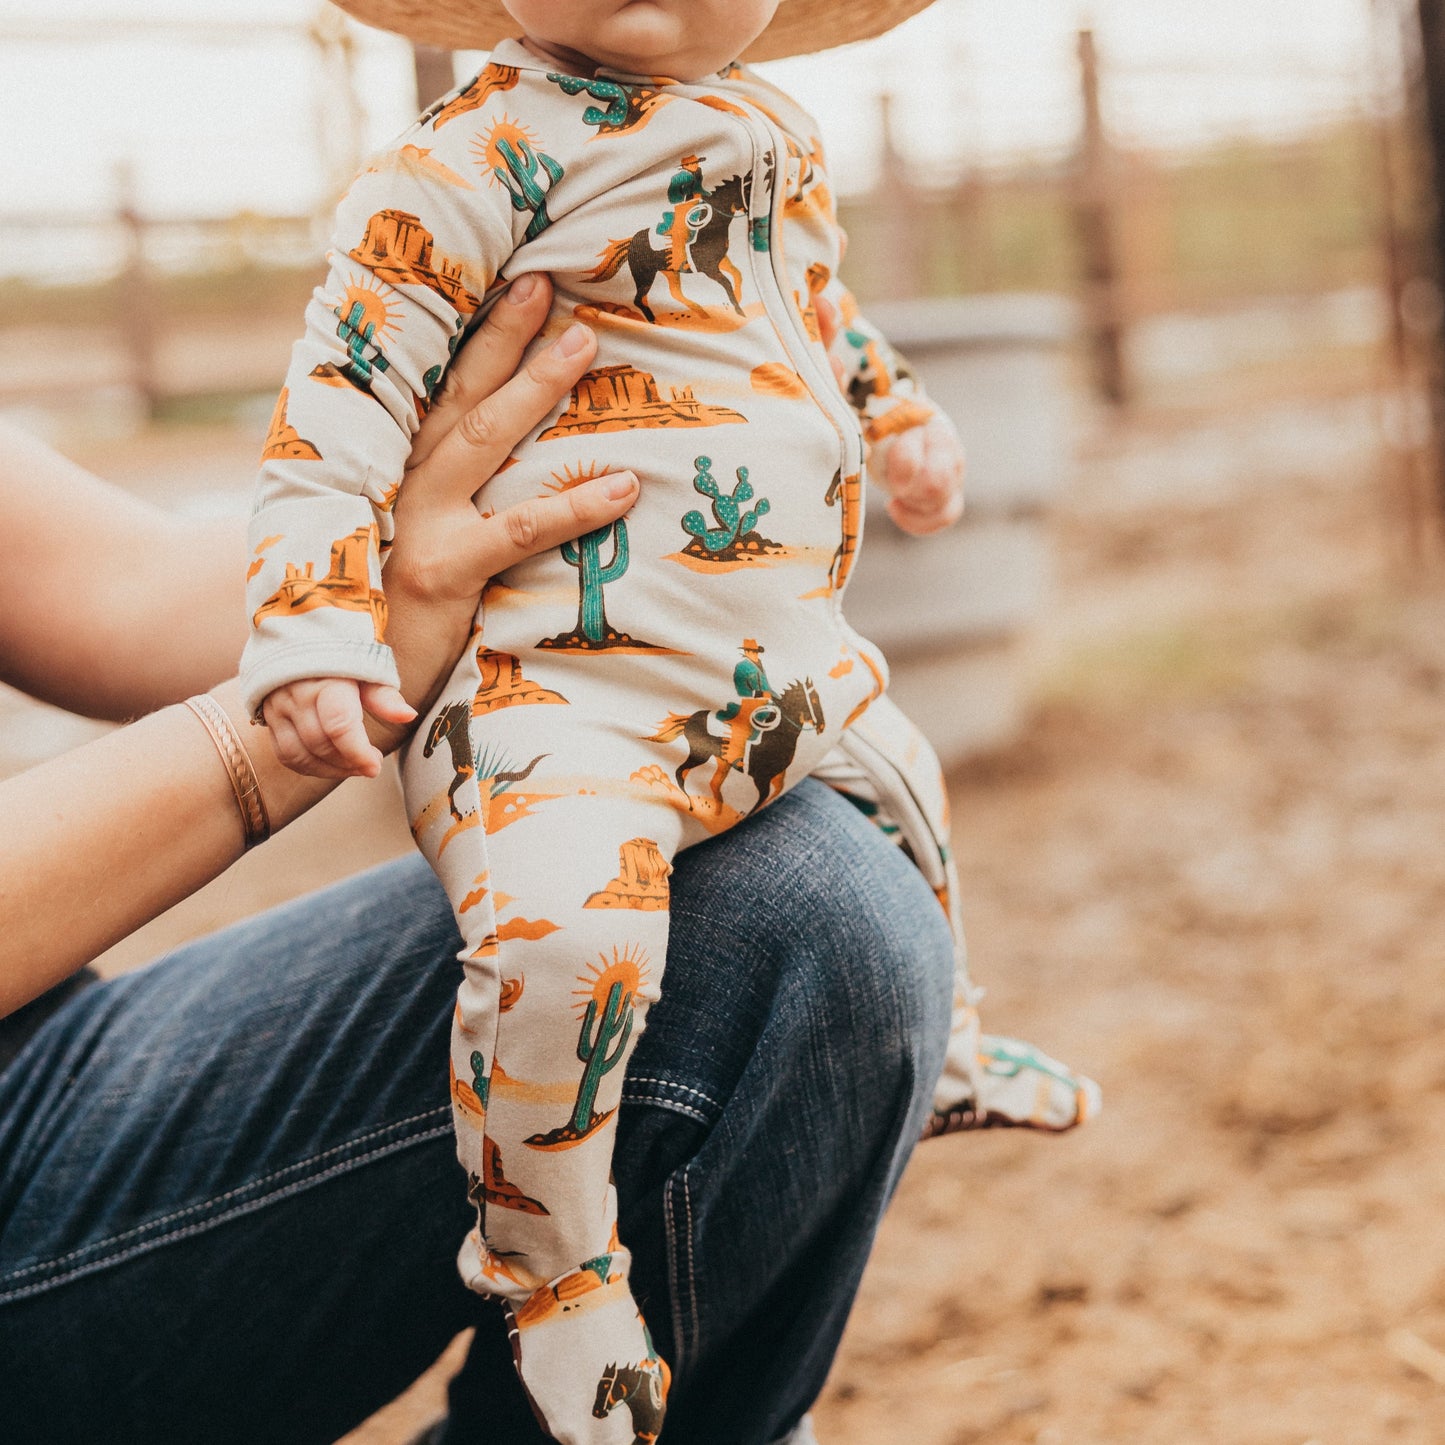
[242,39,1094,1445]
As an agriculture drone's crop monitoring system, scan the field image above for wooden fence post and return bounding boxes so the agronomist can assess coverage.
[1074,28,1131,409]
[1412,0,1445,520]
[878,90,925,299]
[1373,0,1439,564]
[115,161,160,421]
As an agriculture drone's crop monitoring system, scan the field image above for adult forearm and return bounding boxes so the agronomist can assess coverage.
[0,680,331,1016]
[0,420,250,720]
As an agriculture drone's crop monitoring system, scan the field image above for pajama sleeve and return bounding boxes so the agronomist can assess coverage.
[240,82,522,718]
[819,275,940,473]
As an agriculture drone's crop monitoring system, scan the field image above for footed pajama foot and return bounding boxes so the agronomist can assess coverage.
[928,1032,1102,1138]
[504,1248,670,1444]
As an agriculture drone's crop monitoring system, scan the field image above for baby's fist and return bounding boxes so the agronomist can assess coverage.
[884,416,965,536]
[262,677,415,779]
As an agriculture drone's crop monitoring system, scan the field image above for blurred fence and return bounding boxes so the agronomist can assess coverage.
[838,17,1414,394]
[1,6,1439,770]
[0,8,1430,409]
[0,10,359,424]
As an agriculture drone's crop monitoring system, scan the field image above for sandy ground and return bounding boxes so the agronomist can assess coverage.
[9,386,1445,1442]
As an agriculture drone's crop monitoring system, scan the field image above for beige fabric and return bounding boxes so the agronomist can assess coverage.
[330,0,939,62]
[241,41,1096,1442]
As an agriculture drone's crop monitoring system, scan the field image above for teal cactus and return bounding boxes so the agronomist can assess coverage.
[549,73,632,130]
[570,981,633,1135]
[578,1251,614,1286]
[561,520,629,642]
[681,456,770,554]
[469,1049,490,1109]
[750,217,771,252]
[421,319,467,411]
[494,136,565,241]
[335,298,391,388]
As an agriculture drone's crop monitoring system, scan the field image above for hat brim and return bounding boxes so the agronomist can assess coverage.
[331,0,937,65]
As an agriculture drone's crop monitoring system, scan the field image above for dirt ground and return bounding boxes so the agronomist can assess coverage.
[11,385,1445,1442]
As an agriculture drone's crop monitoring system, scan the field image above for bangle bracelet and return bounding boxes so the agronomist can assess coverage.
[183,694,271,851]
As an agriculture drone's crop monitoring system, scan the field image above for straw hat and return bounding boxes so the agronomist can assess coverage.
[331,0,938,64]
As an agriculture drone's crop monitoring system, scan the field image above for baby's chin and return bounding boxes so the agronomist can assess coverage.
[588,7,742,79]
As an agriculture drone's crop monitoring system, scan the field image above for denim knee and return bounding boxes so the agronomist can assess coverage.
[728,777,955,1117]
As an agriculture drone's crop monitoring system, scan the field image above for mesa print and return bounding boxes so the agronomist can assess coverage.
[537,365,746,439]
[423,61,521,129]
[260,389,321,461]
[251,525,387,641]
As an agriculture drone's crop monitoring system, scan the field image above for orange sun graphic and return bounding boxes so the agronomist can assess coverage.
[333,274,403,341]
[475,115,542,178]
[543,461,609,495]
[572,944,649,1017]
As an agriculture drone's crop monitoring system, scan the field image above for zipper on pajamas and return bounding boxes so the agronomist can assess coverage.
[714,99,867,484]
[705,94,874,633]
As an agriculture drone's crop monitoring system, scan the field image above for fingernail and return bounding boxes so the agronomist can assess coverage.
[554,322,592,357]
[602,471,637,499]
[507,273,539,304]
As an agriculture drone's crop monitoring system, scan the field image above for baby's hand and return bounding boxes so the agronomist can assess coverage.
[884,415,966,536]
[262,677,416,780]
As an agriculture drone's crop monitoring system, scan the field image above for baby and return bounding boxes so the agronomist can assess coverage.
[241,2,1097,1439]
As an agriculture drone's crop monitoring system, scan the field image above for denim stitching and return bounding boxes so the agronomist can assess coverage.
[0,1105,451,1287]
[664,1170,689,1375]
[623,1077,722,1113]
[618,1090,710,1125]
[683,1168,700,1356]
[0,1120,455,1306]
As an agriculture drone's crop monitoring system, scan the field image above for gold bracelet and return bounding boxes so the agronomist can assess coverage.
[183,694,271,851]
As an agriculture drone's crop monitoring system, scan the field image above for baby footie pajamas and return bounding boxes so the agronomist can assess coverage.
[242,44,1097,1443]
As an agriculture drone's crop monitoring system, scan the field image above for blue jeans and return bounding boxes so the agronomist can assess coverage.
[0,780,952,1444]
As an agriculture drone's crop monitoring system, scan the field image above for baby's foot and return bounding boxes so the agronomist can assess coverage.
[930,1030,1101,1137]
[504,1248,670,1445]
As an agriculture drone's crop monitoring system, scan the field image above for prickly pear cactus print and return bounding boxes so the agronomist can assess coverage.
[680,454,772,557]
[547,72,672,136]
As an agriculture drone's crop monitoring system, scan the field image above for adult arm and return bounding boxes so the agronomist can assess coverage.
[0,282,636,1017]
[0,424,249,719]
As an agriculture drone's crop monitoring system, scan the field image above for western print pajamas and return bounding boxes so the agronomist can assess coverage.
[241,41,1095,1444]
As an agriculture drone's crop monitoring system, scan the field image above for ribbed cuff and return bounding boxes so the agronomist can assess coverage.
[239,640,401,721]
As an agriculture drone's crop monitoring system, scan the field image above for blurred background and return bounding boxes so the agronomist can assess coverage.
[8,0,1445,1439]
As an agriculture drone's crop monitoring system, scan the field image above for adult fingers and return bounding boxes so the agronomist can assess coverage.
[458,471,639,584]
[415,322,599,507]
[407,273,553,472]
